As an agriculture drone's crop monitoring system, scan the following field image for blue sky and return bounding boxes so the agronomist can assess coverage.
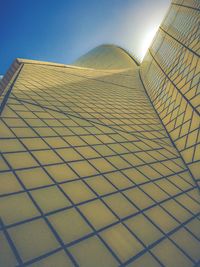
[0,0,170,74]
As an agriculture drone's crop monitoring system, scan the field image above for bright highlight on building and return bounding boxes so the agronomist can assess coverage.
[0,0,199,266]
[140,26,159,60]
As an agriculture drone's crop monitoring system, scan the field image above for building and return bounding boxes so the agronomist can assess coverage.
[0,0,199,266]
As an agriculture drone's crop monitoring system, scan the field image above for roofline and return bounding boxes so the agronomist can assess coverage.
[74,43,140,67]
[1,44,140,96]
[16,58,88,69]
[115,45,140,66]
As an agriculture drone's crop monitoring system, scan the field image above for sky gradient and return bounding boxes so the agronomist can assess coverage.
[0,0,170,74]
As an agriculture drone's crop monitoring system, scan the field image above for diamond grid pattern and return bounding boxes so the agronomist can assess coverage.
[0,1,200,266]
[141,0,200,187]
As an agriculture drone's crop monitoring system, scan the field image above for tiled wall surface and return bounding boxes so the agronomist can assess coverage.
[0,1,199,266]
[141,0,200,186]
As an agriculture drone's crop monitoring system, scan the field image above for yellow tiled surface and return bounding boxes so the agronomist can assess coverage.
[140,0,200,185]
[0,1,199,266]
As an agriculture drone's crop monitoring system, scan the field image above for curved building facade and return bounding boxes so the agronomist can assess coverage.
[0,1,199,266]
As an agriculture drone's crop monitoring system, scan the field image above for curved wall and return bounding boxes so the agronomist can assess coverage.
[140,0,200,186]
[0,1,199,266]
[74,44,138,69]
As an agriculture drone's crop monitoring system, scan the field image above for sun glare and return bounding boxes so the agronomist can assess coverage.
[140,26,159,61]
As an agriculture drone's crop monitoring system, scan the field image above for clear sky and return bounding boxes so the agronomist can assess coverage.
[0,0,170,74]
